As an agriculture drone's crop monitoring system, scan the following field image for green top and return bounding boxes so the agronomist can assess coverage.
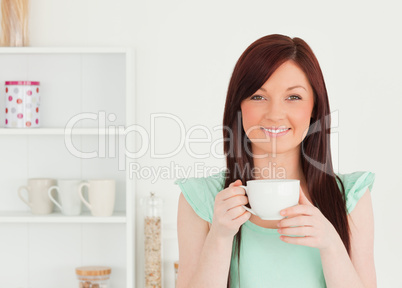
[174,170,375,288]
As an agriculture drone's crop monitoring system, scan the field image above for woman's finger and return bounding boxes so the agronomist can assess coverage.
[227,205,247,220]
[223,195,248,211]
[219,185,246,201]
[280,235,316,248]
[278,215,313,228]
[278,226,315,237]
[280,204,317,217]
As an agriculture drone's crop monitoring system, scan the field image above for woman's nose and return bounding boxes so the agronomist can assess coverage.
[264,100,286,120]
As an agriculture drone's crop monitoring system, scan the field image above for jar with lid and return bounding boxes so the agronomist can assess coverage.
[174,261,179,288]
[75,266,111,288]
[143,191,163,288]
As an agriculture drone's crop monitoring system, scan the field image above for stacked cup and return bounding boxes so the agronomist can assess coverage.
[18,178,116,217]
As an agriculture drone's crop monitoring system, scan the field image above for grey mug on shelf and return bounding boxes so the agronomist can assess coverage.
[18,178,57,215]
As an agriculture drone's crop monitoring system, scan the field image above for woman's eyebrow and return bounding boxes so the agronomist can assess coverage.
[287,85,307,91]
[258,85,307,92]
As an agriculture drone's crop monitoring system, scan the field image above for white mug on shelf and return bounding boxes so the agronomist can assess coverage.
[48,179,83,216]
[78,179,116,217]
[5,81,41,128]
[18,178,57,214]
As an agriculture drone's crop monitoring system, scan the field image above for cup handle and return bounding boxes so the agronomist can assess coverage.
[238,185,257,216]
[18,186,32,208]
[48,186,62,211]
[242,205,257,215]
[78,183,92,211]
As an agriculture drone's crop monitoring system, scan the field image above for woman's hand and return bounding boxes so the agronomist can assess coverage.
[210,179,251,240]
[277,186,343,252]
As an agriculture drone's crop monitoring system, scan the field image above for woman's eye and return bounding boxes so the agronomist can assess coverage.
[251,95,264,100]
[250,95,301,101]
[288,95,301,100]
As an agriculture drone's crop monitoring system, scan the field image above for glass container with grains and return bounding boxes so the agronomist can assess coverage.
[143,191,163,288]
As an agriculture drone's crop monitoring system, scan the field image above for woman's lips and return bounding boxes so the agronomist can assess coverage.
[261,127,291,137]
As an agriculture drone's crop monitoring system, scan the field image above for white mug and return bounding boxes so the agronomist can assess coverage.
[78,179,116,217]
[5,81,41,128]
[18,178,57,214]
[48,179,83,216]
[240,179,300,220]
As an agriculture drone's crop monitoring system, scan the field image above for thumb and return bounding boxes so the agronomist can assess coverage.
[299,186,313,205]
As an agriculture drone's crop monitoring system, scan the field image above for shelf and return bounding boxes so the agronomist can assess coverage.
[0,128,126,135]
[0,47,128,54]
[0,47,135,288]
[0,211,126,223]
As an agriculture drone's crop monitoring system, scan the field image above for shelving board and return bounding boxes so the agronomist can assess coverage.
[0,47,128,54]
[0,211,126,223]
[0,128,126,135]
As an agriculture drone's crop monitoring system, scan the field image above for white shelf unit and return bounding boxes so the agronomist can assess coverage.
[0,47,135,288]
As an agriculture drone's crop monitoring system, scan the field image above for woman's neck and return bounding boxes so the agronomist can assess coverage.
[251,148,305,182]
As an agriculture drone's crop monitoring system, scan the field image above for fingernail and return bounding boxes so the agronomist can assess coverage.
[277,222,281,227]
[280,210,286,216]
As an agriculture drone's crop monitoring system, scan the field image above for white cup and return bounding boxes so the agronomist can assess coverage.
[5,81,41,128]
[78,179,116,217]
[48,179,83,216]
[240,179,300,220]
[18,178,57,214]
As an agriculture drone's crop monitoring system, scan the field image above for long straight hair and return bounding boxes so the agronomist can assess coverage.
[222,34,349,287]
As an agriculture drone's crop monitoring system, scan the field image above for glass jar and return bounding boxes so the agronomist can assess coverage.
[143,191,163,288]
[174,261,179,287]
[75,266,111,288]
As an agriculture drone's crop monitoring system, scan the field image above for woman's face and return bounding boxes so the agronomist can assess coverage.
[240,60,315,157]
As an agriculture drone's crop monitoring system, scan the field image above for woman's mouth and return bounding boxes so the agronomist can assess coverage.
[261,127,291,137]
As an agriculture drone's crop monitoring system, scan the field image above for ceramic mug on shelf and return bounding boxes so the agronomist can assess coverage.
[78,179,116,217]
[5,81,40,128]
[48,179,83,216]
[240,179,300,220]
[18,178,57,214]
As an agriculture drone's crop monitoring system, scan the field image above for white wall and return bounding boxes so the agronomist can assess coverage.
[27,0,402,287]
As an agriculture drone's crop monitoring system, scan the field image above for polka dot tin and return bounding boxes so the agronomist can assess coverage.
[5,81,40,128]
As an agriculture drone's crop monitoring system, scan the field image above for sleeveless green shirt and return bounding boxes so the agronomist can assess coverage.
[174,171,375,288]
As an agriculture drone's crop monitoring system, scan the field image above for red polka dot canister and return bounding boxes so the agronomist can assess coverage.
[5,81,40,128]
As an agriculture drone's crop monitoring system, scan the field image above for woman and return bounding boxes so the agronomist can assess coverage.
[175,34,376,288]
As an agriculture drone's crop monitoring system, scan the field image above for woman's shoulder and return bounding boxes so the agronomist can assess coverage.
[174,170,226,223]
[335,171,376,214]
